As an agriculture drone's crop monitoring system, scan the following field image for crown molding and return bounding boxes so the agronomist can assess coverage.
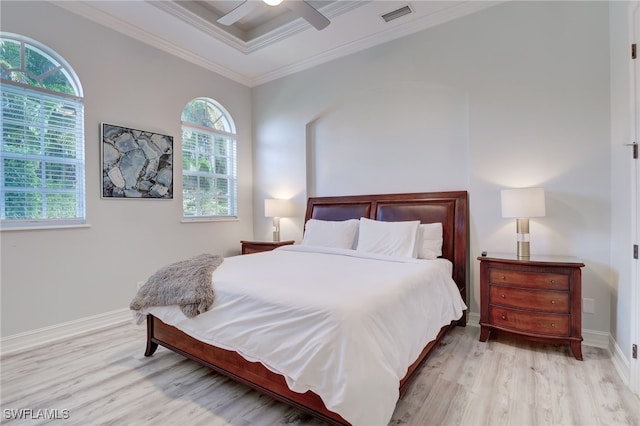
[50,1,252,86]
[248,0,367,53]
[251,1,504,86]
[50,0,503,88]
[151,1,367,54]
[149,1,249,53]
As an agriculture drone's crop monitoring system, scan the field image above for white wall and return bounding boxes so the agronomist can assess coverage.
[308,83,469,196]
[252,1,613,331]
[0,1,254,336]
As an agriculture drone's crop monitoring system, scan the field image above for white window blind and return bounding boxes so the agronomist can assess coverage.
[1,83,85,228]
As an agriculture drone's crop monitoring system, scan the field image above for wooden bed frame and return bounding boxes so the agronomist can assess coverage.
[144,191,468,425]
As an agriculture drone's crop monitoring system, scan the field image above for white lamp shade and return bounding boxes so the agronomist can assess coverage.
[264,199,292,218]
[501,187,546,218]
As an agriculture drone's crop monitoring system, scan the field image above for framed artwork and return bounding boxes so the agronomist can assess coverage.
[101,123,173,199]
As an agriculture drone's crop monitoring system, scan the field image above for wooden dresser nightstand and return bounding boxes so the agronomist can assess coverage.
[478,253,585,360]
[241,240,295,255]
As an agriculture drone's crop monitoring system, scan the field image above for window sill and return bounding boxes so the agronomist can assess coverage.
[0,224,92,232]
[181,217,239,224]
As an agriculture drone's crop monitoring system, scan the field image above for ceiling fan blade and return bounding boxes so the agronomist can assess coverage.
[217,1,259,26]
[284,0,330,30]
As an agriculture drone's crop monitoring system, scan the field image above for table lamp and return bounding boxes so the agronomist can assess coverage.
[264,198,292,242]
[501,187,545,259]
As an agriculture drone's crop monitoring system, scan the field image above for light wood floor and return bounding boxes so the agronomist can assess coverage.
[1,322,639,425]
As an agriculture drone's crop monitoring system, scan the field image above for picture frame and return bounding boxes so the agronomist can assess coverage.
[101,123,173,199]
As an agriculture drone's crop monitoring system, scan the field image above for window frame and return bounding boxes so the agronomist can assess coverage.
[181,98,237,220]
[1,33,85,230]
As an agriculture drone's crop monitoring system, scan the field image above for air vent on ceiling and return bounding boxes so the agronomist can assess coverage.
[380,4,413,23]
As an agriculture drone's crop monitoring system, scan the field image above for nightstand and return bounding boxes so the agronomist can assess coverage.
[478,253,585,360]
[240,240,294,255]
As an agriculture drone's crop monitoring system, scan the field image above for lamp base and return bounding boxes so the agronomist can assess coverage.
[517,241,530,259]
[272,217,281,242]
[516,218,531,259]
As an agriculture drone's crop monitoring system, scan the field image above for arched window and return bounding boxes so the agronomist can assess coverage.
[0,33,85,228]
[181,98,237,218]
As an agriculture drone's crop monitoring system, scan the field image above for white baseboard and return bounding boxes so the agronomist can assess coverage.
[610,334,630,387]
[467,312,480,327]
[582,328,610,349]
[1,308,131,357]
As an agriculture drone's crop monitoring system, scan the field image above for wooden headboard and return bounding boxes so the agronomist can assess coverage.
[305,191,468,325]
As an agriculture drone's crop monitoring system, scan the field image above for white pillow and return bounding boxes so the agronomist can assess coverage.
[302,218,359,249]
[417,222,443,260]
[356,217,420,258]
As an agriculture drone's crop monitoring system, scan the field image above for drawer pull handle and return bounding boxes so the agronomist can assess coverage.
[501,294,506,298]
[551,300,556,304]
[551,323,556,327]
[551,280,556,284]
[501,276,506,280]
[501,315,506,320]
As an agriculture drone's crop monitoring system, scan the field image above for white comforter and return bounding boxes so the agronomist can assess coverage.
[147,245,466,425]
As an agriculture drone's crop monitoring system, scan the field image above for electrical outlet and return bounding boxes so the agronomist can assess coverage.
[137,281,145,290]
[583,298,595,314]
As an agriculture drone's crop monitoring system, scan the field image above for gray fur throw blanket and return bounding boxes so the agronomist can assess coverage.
[130,253,224,324]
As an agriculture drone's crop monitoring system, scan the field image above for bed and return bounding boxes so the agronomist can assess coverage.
[141,191,468,425]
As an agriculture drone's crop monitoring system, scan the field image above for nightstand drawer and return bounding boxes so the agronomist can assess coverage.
[489,269,568,291]
[242,246,267,255]
[489,285,569,313]
[489,306,570,336]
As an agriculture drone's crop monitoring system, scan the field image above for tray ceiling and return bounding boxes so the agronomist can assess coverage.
[51,0,502,87]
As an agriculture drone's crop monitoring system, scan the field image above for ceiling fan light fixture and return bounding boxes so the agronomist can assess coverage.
[218,0,330,30]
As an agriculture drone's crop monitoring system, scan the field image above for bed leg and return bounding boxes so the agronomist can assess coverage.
[457,310,467,327]
[144,314,159,357]
[145,340,158,357]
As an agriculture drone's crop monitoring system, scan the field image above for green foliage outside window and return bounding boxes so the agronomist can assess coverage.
[2,38,76,95]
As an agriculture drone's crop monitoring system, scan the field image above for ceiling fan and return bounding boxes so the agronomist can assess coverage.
[217,0,330,31]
